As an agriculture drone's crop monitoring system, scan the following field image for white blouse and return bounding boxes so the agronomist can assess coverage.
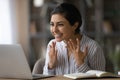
[43,35,106,75]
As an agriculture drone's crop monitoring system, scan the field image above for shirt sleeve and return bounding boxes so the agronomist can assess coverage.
[75,43,106,73]
[89,45,106,71]
[43,57,55,75]
[75,62,90,73]
[43,40,55,75]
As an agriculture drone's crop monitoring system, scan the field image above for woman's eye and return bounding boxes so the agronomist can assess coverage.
[50,23,54,27]
[58,24,64,26]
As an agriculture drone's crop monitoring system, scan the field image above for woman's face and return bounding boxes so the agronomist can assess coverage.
[50,14,76,42]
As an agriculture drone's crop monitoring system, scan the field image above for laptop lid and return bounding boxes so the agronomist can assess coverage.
[0,44,33,79]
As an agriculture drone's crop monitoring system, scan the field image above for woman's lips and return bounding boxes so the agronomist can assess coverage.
[54,34,62,38]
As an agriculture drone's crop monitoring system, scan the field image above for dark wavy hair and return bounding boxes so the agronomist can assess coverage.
[50,3,82,34]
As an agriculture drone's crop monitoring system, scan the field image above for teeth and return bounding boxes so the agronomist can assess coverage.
[55,34,61,38]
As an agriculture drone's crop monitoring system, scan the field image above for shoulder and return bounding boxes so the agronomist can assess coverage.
[82,35,104,59]
[81,35,101,48]
[81,35,103,56]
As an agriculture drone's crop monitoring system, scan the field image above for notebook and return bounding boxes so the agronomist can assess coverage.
[0,44,53,79]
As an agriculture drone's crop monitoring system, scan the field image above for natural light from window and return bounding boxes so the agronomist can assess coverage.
[0,0,13,44]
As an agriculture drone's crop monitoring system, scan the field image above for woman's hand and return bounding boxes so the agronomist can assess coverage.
[67,38,88,66]
[48,41,57,69]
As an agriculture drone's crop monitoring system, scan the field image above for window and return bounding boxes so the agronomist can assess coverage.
[0,0,13,44]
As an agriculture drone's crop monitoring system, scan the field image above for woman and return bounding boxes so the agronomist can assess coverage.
[43,3,105,75]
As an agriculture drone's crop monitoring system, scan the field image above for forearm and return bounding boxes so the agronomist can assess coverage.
[43,56,55,75]
[75,50,106,73]
[90,47,106,71]
[75,62,91,73]
[43,64,55,75]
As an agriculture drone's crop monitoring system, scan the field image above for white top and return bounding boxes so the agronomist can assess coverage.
[43,35,106,75]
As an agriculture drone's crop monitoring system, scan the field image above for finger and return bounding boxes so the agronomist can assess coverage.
[64,40,68,48]
[76,38,80,47]
[70,39,76,50]
[69,39,74,49]
[67,41,70,49]
[84,46,88,57]
[67,41,72,53]
[52,41,56,48]
[68,39,73,50]
[51,41,56,51]
[49,42,56,56]
[49,45,52,48]
[55,49,58,59]
[64,40,69,48]
[76,38,80,51]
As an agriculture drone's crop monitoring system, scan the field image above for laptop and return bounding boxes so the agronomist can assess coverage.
[0,44,53,79]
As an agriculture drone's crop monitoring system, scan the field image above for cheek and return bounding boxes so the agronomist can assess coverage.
[63,27,73,33]
[50,27,52,32]
[50,27,53,33]
[63,29,73,36]
[50,27,54,35]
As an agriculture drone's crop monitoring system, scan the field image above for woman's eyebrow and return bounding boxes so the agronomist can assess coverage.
[57,21,66,23]
[50,20,66,23]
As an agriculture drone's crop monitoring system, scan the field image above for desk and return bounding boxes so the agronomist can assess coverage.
[40,76,120,80]
[0,76,120,80]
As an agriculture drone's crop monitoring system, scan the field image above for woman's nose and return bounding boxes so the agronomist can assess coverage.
[52,26,58,32]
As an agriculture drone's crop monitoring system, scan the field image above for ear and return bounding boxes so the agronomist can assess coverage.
[72,22,79,30]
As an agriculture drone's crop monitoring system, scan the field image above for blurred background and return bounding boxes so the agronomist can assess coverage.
[0,0,120,73]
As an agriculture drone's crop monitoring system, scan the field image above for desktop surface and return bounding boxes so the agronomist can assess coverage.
[0,76,120,80]
[40,75,120,80]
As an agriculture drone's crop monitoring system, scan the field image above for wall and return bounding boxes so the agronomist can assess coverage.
[12,0,30,62]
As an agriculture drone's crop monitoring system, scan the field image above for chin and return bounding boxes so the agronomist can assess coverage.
[55,38,62,42]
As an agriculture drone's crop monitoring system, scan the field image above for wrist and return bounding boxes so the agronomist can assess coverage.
[76,60,84,66]
[48,63,54,69]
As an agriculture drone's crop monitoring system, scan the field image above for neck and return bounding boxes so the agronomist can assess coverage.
[72,34,82,41]
[64,34,82,44]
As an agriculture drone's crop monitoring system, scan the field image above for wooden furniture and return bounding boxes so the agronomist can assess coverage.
[0,76,120,80]
[40,76,120,80]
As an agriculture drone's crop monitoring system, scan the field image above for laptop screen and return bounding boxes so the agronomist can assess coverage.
[0,44,32,79]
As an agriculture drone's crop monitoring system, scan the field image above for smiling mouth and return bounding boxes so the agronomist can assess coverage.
[55,34,61,38]
[54,34,62,38]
